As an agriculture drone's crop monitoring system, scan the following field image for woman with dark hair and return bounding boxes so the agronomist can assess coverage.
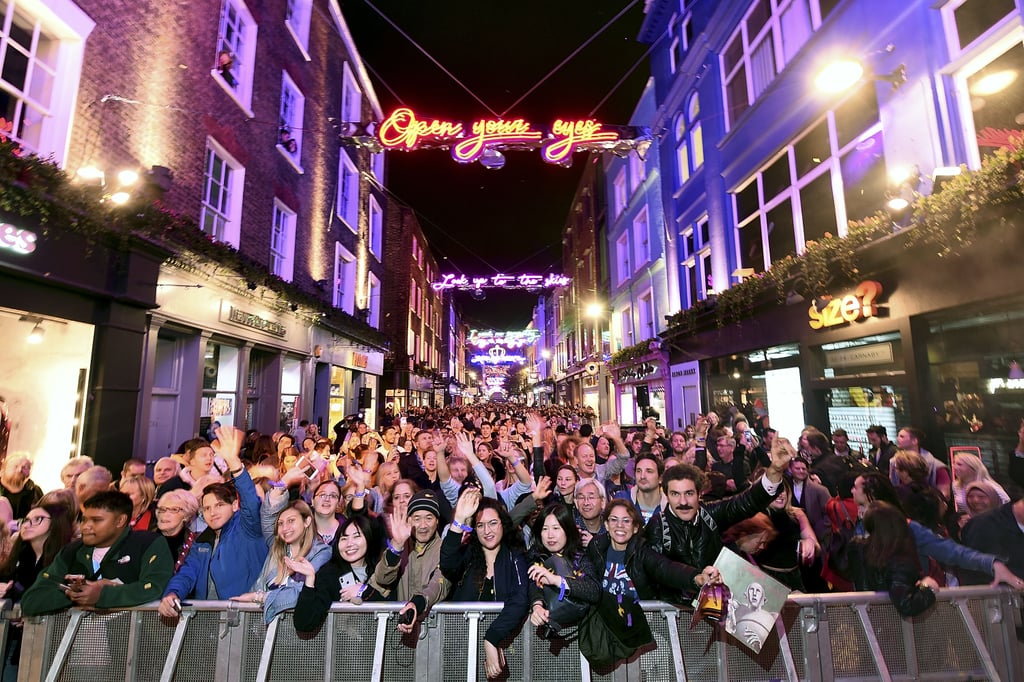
[250,434,277,465]
[527,502,602,637]
[441,487,529,679]
[0,501,75,679]
[849,501,938,617]
[754,482,819,590]
[292,513,386,635]
[310,480,343,549]
[584,499,720,669]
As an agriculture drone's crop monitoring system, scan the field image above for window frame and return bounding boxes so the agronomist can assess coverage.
[284,0,312,61]
[213,0,258,117]
[0,0,94,163]
[615,231,630,285]
[632,206,651,273]
[200,139,245,248]
[612,168,628,217]
[337,151,360,232]
[368,193,383,260]
[278,71,305,172]
[341,61,362,124]
[333,241,357,312]
[270,199,297,282]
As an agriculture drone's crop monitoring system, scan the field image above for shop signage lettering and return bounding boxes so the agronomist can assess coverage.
[671,368,697,378]
[226,306,287,338]
[618,362,658,382]
[468,328,540,349]
[432,272,570,292]
[825,342,894,368]
[376,107,649,167]
[808,281,883,330]
[0,223,37,255]
[351,352,369,368]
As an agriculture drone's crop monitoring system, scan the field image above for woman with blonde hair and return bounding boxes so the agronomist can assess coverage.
[952,453,1009,513]
[231,492,330,622]
[755,481,819,590]
[119,475,157,530]
[154,489,200,573]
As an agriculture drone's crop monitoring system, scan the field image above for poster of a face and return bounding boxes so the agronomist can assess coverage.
[714,547,791,653]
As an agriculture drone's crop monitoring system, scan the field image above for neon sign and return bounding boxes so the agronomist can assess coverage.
[369,108,651,168]
[432,273,570,292]
[541,119,620,164]
[471,346,526,365]
[0,224,37,255]
[469,329,541,349]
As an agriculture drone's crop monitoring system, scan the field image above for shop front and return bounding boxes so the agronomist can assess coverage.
[138,267,316,462]
[612,350,669,426]
[663,219,1024,488]
[311,334,384,436]
[0,214,165,488]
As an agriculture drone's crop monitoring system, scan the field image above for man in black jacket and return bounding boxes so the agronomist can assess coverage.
[644,436,794,599]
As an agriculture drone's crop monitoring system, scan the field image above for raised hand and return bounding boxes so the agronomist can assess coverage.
[389,508,412,547]
[532,476,552,503]
[601,422,622,441]
[213,425,244,469]
[526,413,546,438]
[455,431,474,458]
[453,486,482,526]
[768,437,796,479]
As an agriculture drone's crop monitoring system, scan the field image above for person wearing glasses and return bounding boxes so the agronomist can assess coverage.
[584,499,720,669]
[154,490,199,574]
[440,487,529,680]
[309,481,343,550]
[0,502,74,679]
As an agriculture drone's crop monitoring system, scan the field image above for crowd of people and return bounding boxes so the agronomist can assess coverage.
[0,403,1021,678]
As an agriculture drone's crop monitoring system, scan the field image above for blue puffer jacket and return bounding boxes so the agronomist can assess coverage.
[164,470,269,600]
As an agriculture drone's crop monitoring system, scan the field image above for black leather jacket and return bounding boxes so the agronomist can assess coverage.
[643,477,778,597]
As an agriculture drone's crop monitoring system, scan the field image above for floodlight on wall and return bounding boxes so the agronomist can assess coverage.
[27,322,44,344]
[815,45,906,94]
[932,166,963,194]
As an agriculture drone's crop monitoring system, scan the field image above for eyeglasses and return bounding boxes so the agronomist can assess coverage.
[156,507,185,515]
[606,517,635,527]
[475,519,501,531]
[315,493,340,501]
[577,495,600,503]
[22,515,50,526]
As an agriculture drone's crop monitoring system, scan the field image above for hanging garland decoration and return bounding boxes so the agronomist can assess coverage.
[338,108,652,168]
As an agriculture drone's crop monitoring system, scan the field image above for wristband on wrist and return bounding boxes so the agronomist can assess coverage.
[386,539,403,555]
[451,520,472,533]
[558,577,567,602]
[353,490,367,498]
[230,467,244,476]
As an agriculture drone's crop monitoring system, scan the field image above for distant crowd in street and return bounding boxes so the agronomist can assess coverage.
[0,400,1021,678]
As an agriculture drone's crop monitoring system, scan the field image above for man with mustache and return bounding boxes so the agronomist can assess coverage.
[644,437,795,599]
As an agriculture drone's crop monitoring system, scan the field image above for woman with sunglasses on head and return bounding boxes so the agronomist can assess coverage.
[441,487,529,680]
[0,502,75,680]
[154,489,200,574]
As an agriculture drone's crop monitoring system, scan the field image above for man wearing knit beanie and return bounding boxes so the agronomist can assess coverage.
[372,489,450,634]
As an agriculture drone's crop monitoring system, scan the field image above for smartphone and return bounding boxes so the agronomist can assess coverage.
[400,416,407,426]
[296,456,317,480]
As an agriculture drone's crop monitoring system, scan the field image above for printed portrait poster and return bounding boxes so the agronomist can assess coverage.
[713,547,791,653]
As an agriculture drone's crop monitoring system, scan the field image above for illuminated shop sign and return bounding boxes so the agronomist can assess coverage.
[468,329,541,349]
[471,346,526,365]
[432,273,570,292]
[224,305,287,338]
[808,281,883,330]
[374,107,651,167]
[0,224,37,255]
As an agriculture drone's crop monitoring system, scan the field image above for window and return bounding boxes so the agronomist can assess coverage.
[638,291,655,337]
[628,152,645,193]
[730,84,883,272]
[615,232,630,285]
[341,62,361,124]
[632,207,650,271]
[721,0,830,128]
[612,168,627,217]
[950,30,1024,166]
[200,140,244,247]
[945,0,1016,53]
[333,242,356,312]
[270,200,296,281]
[372,151,385,182]
[619,307,633,347]
[278,72,304,168]
[680,215,711,308]
[214,0,257,113]
[0,0,93,162]
[675,93,704,187]
[337,152,359,231]
[669,36,679,73]
[368,195,382,259]
[285,0,312,58]
[367,272,381,327]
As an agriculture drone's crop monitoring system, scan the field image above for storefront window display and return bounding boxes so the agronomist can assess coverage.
[201,341,239,438]
[280,356,303,431]
[705,344,801,437]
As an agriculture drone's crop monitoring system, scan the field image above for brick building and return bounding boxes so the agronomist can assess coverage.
[0,0,387,483]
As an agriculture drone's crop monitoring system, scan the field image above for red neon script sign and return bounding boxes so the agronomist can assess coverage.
[452,118,542,163]
[542,119,620,164]
[377,107,463,150]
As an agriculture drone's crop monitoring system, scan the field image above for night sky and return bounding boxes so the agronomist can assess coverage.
[341,0,652,329]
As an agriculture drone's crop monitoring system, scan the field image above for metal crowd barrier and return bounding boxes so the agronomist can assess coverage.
[6,586,1022,681]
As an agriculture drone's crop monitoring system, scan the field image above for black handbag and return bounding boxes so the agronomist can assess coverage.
[541,554,591,635]
[577,594,651,669]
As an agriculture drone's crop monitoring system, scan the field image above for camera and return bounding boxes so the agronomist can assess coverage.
[397,609,415,626]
